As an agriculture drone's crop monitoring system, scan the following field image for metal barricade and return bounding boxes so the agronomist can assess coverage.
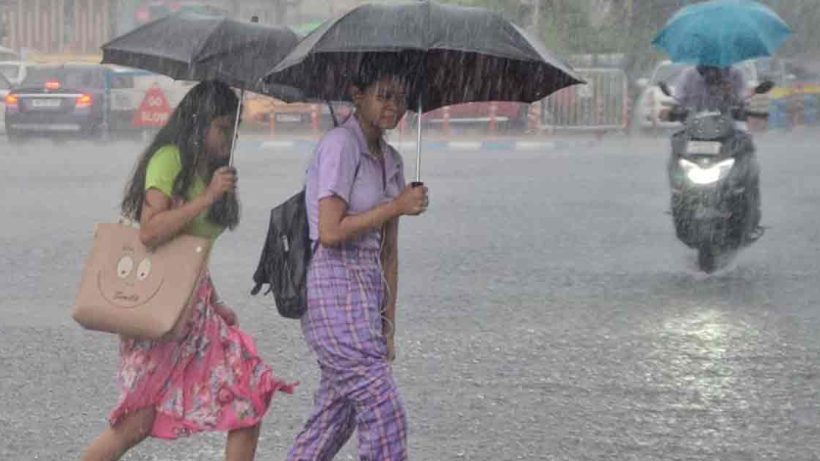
[540,68,629,131]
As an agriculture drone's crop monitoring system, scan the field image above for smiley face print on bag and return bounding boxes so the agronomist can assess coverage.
[97,242,166,309]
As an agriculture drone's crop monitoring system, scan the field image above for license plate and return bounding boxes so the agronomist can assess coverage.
[686,141,722,155]
[275,113,302,123]
[30,99,62,108]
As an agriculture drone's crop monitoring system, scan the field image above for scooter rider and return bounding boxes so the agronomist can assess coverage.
[672,65,746,112]
[661,64,763,241]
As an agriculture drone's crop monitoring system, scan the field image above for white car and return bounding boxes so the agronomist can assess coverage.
[634,60,761,132]
[0,61,30,87]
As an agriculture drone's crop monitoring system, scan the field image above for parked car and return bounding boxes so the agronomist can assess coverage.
[0,61,32,87]
[634,60,761,132]
[4,63,110,141]
[0,73,12,133]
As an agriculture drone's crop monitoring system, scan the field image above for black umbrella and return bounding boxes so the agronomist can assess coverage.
[102,11,302,164]
[263,0,583,183]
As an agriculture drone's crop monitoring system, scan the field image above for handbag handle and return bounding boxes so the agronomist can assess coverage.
[116,196,182,228]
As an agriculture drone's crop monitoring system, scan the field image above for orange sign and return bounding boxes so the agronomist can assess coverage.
[133,85,172,128]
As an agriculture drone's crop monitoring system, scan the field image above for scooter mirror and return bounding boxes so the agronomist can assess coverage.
[755,81,775,94]
[658,81,673,97]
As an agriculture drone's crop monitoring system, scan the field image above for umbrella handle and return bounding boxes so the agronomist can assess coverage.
[413,98,422,186]
[229,89,244,168]
[327,100,339,127]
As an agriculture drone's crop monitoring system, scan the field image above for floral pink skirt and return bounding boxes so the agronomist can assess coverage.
[108,273,295,439]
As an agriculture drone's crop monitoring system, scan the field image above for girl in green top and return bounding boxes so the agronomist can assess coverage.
[82,81,294,461]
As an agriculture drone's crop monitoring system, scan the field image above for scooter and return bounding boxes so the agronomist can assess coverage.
[660,80,772,273]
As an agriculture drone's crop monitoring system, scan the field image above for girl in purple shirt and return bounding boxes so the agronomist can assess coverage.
[287,58,428,460]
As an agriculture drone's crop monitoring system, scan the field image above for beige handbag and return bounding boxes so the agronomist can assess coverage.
[72,219,211,340]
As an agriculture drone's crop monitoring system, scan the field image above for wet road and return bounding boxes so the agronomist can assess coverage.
[1,130,819,460]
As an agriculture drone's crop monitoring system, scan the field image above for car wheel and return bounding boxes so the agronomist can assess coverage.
[81,123,103,140]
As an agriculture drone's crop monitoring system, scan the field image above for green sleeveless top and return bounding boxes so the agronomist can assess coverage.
[144,145,224,240]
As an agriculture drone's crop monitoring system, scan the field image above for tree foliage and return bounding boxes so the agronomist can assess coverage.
[444,0,820,78]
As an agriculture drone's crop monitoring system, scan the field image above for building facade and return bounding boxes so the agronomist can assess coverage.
[2,0,116,55]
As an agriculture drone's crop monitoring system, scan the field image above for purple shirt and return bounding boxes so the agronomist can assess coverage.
[305,115,406,250]
[673,66,747,111]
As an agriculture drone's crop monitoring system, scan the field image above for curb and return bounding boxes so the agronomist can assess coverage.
[241,138,595,153]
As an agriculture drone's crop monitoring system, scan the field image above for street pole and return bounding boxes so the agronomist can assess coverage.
[531,0,540,35]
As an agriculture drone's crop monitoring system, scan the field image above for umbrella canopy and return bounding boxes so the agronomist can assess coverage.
[102,11,303,101]
[263,0,582,112]
[652,0,792,67]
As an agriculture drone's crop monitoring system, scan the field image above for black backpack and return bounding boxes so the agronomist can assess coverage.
[251,138,361,319]
[251,189,313,318]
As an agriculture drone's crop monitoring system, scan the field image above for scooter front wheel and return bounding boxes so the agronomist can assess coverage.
[698,246,718,273]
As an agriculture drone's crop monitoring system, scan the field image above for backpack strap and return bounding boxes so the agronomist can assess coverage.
[310,152,361,257]
[337,124,363,181]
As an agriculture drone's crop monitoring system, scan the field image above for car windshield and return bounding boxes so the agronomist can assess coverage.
[21,67,104,89]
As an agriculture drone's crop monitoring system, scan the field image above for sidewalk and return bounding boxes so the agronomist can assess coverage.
[237,130,605,153]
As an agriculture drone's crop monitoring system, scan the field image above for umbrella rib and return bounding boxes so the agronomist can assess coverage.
[299,6,366,59]
[191,18,227,66]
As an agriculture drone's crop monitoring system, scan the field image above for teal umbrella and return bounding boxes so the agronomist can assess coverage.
[652,0,792,67]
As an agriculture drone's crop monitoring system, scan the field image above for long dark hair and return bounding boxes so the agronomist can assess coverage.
[121,80,240,229]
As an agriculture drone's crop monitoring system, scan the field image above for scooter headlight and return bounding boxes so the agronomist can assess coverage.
[678,158,735,185]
